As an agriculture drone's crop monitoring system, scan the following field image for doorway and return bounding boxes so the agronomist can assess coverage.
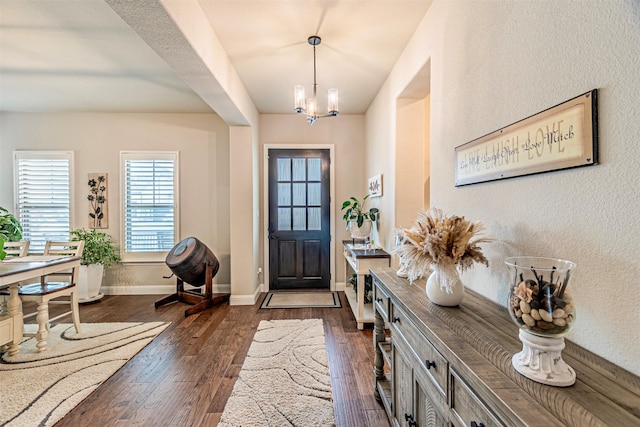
[267,148,331,290]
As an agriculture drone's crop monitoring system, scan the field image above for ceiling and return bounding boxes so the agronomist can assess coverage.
[0,0,431,118]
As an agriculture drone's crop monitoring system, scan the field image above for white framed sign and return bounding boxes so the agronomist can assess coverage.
[454,89,598,186]
[368,174,382,197]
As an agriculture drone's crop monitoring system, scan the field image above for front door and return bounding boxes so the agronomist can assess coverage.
[268,149,330,290]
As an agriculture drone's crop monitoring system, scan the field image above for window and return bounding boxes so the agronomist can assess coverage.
[121,151,179,262]
[13,151,73,253]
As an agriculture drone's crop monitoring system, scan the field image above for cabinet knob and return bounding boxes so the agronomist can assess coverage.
[425,359,436,369]
[470,422,485,427]
[392,316,400,323]
[404,413,411,421]
[375,297,383,303]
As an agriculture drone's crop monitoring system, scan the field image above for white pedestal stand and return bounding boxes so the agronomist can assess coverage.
[512,329,576,387]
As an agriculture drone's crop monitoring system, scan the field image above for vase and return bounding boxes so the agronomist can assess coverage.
[349,219,372,240]
[425,263,464,306]
[77,264,105,303]
[504,256,577,386]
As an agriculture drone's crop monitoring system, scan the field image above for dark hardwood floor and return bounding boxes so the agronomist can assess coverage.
[38,292,390,427]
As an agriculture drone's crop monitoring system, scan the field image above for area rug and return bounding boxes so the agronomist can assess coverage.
[0,322,170,427]
[260,292,341,309]
[218,319,335,427]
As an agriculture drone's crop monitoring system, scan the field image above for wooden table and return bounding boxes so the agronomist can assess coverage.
[0,255,81,355]
[342,241,390,329]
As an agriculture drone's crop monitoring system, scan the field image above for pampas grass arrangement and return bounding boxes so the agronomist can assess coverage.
[395,208,492,282]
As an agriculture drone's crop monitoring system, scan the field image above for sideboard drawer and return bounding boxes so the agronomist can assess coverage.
[450,369,503,427]
[390,303,447,396]
[373,280,390,322]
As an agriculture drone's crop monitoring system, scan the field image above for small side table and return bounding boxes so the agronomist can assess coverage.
[343,241,390,329]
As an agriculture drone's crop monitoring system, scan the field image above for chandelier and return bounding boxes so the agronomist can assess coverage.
[294,36,339,124]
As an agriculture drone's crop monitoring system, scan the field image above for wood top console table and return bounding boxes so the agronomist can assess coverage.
[342,241,390,329]
[370,267,640,427]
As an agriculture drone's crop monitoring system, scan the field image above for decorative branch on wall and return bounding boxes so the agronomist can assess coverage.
[454,89,598,186]
[368,174,383,197]
[88,173,108,229]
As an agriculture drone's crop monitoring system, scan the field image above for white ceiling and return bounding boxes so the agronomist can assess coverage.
[0,0,431,117]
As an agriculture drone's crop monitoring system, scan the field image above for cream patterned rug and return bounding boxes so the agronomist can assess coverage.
[0,322,170,427]
[260,292,342,309]
[218,319,335,427]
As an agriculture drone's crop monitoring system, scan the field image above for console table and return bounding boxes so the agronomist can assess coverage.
[342,241,390,329]
[371,267,640,427]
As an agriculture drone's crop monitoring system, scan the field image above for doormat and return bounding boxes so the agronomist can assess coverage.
[260,291,342,309]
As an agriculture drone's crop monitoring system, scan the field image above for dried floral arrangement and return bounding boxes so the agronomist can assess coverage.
[395,208,492,282]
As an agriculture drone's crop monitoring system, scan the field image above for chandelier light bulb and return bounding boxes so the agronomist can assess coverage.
[294,85,305,113]
[327,88,338,115]
[306,97,316,116]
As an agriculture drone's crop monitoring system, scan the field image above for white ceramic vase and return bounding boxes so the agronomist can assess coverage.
[77,264,105,303]
[349,219,372,240]
[425,263,464,306]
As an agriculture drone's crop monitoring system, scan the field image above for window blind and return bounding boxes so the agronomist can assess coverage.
[14,152,72,253]
[123,155,177,253]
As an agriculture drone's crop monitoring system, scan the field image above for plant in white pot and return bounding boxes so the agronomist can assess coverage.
[341,195,379,240]
[70,228,120,303]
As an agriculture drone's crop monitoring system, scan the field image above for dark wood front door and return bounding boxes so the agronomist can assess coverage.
[268,149,330,290]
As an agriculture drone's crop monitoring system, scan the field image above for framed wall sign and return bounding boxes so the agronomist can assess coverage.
[454,89,598,186]
[368,174,382,197]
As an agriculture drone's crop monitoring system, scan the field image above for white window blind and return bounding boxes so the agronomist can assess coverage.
[14,151,73,253]
[122,152,178,260]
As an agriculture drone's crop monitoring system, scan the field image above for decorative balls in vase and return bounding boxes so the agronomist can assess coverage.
[394,208,492,306]
[504,256,577,386]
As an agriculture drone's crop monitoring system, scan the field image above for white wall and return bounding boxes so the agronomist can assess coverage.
[366,0,640,376]
[259,114,366,287]
[0,112,231,294]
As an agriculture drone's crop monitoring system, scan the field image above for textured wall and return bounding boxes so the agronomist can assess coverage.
[368,0,640,375]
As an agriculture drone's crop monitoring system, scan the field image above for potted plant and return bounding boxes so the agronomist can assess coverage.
[341,195,379,239]
[0,207,23,260]
[70,228,121,303]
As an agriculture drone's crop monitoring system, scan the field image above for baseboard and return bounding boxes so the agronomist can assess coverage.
[336,281,345,291]
[229,285,262,306]
[103,283,231,295]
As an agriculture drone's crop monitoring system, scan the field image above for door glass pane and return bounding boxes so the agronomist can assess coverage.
[292,158,306,181]
[308,207,321,230]
[308,158,321,181]
[308,183,321,206]
[278,183,291,206]
[278,207,291,230]
[293,207,306,230]
[293,183,306,206]
[278,158,291,181]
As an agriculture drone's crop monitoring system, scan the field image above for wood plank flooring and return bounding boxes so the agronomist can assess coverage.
[37,292,390,427]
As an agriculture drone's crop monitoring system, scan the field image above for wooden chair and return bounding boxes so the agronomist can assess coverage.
[12,241,84,352]
[2,240,30,258]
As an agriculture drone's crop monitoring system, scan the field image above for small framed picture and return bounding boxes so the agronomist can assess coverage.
[368,174,382,197]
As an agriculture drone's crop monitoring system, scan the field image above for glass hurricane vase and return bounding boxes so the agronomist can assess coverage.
[504,256,577,386]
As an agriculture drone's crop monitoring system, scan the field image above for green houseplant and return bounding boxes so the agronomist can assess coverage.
[70,228,121,302]
[341,195,379,239]
[0,207,23,260]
